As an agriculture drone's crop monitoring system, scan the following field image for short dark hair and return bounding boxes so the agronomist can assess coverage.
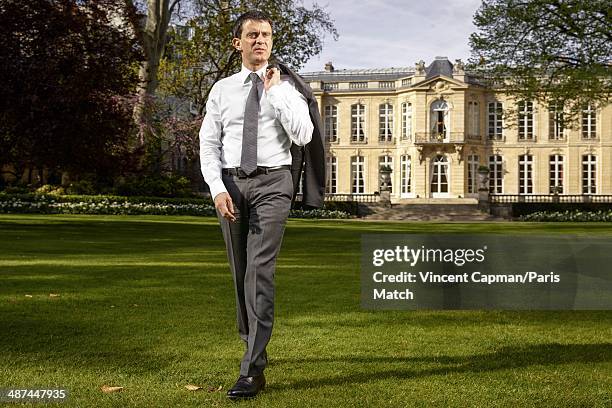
[232,10,273,39]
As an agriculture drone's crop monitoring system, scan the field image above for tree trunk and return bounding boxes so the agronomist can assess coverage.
[130,0,180,147]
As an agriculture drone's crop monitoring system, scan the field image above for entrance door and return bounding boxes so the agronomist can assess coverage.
[431,155,450,197]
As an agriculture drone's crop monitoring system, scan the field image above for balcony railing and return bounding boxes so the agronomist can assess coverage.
[414,132,466,144]
[378,137,396,145]
[490,194,612,204]
[295,193,380,203]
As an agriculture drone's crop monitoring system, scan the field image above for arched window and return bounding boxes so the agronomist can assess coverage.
[430,100,450,141]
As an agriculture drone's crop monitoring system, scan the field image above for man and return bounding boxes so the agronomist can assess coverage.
[199,10,314,400]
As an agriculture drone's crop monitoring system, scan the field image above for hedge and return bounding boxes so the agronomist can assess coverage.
[511,202,612,217]
[0,194,350,219]
[520,210,612,222]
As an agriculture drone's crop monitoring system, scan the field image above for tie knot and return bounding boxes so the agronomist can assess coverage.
[249,72,261,83]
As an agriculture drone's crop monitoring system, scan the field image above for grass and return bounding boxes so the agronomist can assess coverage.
[0,214,611,407]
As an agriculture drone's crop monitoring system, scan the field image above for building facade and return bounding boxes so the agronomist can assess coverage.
[300,57,612,201]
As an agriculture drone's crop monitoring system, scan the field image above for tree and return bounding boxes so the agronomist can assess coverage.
[159,1,337,115]
[468,0,611,122]
[148,0,336,179]
[0,0,140,185]
[124,0,184,145]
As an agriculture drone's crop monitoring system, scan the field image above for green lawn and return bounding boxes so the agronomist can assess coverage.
[0,214,611,407]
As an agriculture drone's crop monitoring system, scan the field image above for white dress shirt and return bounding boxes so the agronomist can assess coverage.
[199,63,313,200]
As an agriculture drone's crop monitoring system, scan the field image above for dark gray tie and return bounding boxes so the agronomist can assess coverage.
[240,72,261,176]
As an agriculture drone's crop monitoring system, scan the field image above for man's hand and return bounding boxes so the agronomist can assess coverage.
[264,67,280,91]
[214,192,236,222]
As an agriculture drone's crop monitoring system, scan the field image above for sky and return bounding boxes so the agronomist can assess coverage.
[300,0,483,73]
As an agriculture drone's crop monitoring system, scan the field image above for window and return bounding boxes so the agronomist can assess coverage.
[549,155,564,194]
[468,101,480,137]
[582,104,596,138]
[324,105,338,142]
[518,101,534,140]
[518,154,533,194]
[351,104,366,142]
[467,155,480,194]
[400,155,411,194]
[430,99,449,140]
[431,155,449,194]
[351,156,365,194]
[582,154,596,194]
[489,155,503,194]
[379,103,393,142]
[326,156,337,194]
[487,102,503,140]
[379,156,393,193]
[401,102,412,140]
[548,104,565,140]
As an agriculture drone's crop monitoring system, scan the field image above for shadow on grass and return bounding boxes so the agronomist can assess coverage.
[268,343,612,391]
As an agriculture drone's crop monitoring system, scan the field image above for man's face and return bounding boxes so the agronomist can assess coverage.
[233,19,273,67]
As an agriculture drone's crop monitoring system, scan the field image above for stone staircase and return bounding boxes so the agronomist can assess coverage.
[359,201,501,221]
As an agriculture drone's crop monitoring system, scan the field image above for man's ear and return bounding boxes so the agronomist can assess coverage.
[232,38,241,51]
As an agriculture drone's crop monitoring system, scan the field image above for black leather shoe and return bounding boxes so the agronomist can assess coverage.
[226,374,265,400]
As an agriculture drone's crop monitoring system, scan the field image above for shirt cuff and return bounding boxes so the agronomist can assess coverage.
[208,179,228,201]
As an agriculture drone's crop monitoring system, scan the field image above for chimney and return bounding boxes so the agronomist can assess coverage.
[324,61,334,72]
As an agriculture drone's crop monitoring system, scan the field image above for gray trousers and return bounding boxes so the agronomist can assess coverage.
[217,169,293,377]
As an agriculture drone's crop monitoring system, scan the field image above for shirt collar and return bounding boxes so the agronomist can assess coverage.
[239,63,268,84]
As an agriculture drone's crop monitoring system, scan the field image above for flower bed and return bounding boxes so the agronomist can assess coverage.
[0,194,350,219]
[520,210,612,222]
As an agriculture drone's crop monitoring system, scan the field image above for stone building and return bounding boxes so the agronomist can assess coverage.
[300,57,611,202]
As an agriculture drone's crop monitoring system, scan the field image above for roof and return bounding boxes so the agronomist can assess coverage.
[299,67,414,82]
[425,57,454,80]
[299,57,482,86]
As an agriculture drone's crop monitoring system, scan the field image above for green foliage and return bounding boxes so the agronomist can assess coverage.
[35,185,66,196]
[468,0,611,123]
[0,0,140,179]
[0,193,349,218]
[159,0,337,115]
[289,209,350,219]
[520,210,612,222]
[66,181,96,196]
[511,202,612,217]
[115,175,196,198]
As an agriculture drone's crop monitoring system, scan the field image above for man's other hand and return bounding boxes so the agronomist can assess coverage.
[214,192,236,222]
[264,67,280,91]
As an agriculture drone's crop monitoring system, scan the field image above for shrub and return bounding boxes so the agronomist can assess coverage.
[520,210,612,222]
[0,194,350,218]
[66,180,96,195]
[35,184,65,195]
[115,175,194,198]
